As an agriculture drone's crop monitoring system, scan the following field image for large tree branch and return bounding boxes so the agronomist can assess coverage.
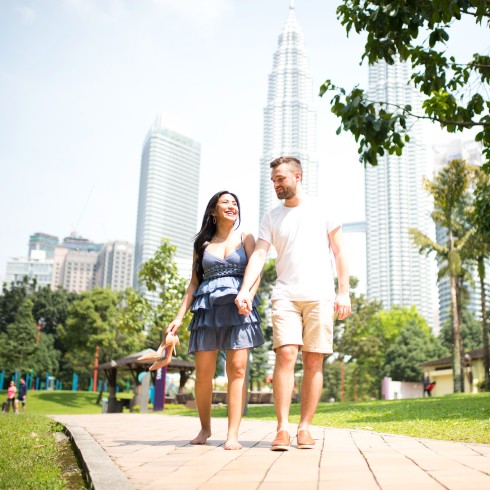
[366,99,490,127]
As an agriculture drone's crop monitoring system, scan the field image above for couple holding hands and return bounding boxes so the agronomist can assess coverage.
[143,156,351,451]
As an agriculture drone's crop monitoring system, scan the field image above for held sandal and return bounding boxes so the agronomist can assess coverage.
[149,333,180,371]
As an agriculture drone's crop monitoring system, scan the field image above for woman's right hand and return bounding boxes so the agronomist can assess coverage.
[166,317,183,336]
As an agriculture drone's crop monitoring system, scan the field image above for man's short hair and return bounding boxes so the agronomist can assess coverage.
[269,156,302,177]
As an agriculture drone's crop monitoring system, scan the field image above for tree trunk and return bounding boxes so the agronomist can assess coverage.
[478,257,490,391]
[450,274,462,393]
[456,277,465,392]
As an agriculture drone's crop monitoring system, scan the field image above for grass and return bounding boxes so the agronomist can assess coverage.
[0,413,85,489]
[17,390,103,415]
[164,392,490,444]
[1,390,489,444]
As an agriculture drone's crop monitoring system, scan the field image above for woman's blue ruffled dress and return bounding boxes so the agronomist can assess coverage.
[188,246,264,353]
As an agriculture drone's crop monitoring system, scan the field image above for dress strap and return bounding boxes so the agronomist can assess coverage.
[241,232,244,246]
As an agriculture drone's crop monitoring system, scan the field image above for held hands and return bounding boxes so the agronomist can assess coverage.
[334,292,351,320]
[235,290,252,316]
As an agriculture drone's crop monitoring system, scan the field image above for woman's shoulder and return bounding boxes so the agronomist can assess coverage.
[239,231,256,243]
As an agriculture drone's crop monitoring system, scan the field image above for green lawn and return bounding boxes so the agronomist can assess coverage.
[0,414,84,489]
[1,390,489,444]
[166,392,490,444]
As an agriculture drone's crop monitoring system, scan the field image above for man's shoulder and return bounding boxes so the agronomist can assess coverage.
[263,203,286,220]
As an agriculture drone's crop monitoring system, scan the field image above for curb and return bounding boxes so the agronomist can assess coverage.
[52,417,134,490]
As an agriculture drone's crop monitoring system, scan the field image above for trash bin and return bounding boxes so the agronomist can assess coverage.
[102,398,108,414]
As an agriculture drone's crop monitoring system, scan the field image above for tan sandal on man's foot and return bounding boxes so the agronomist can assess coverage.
[296,428,315,449]
[271,429,291,451]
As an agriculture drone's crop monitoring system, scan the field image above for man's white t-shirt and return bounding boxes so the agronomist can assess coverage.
[258,197,340,301]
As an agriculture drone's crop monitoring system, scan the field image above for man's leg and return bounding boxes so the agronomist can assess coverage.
[295,351,324,448]
[273,344,298,430]
[299,351,324,429]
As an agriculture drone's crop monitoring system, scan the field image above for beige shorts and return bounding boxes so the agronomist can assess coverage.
[271,299,334,354]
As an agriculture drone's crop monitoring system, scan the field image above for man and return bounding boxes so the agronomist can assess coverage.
[16,378,27,413]
[235,156,351,451]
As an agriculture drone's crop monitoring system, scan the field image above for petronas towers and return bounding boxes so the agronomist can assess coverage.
[259,2,318,218]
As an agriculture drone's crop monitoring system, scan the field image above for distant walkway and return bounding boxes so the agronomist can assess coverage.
[54,414,490,490]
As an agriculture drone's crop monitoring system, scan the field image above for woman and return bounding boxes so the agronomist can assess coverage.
[164,191,263,450]
[6,381,17,413]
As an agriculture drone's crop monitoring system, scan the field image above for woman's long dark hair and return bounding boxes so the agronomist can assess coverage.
[193,190,241,283]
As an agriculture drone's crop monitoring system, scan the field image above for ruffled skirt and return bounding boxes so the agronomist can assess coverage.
[188,276,264,353]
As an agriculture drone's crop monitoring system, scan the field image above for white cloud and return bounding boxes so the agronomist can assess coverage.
[151,0,233,27]
[16,5,37,23]
[58,0,125,21]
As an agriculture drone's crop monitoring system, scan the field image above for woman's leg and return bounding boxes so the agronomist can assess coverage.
[191,350,218,445]
[224,348,249,450]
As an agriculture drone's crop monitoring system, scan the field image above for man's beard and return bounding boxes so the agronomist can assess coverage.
[275,186,296,200]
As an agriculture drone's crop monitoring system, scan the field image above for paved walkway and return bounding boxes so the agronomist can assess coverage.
[53,414,490,490]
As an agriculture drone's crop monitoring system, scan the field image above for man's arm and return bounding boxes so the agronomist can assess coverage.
[235,238,270,315]
[329,226,351,320]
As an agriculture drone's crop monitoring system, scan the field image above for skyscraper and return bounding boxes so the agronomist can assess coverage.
[259,1,318,219]
[365,58,435,326]
[134,116,201,297]
[95,241,134,292]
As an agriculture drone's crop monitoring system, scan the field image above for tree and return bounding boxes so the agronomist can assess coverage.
[136,239,191,359]
[409,159,475,392]
[440,310,483,353]
[0,277,37,334]
[255,258,277,342]
[334,277,383,399]
[383,317,448,382]
[0,299,58,377]
[247,258,277,391]
[320,1,490,169]
[58,288,144,389]
[32,286,79,336]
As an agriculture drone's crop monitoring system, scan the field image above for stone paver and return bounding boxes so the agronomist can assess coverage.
[53,414,490,490]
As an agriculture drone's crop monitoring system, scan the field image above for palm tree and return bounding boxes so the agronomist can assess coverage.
[409,159,475,393]
[469,168,490,391]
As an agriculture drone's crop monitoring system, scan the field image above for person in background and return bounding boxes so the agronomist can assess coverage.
[6,380,17,413]
[15,378,27,413]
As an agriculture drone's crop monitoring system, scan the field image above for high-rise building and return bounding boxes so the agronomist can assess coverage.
[52,246,98,293]
[259,1,318,219]
[5,250,53,288]
[28,232,59,259]
[433,138,488,329]
[365,58,435,327]
[61,233,103,253]
[134,116,201,297]
[95,241,134,291]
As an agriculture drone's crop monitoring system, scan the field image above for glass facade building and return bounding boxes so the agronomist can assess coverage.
[259,2,318,219]
[133,116,201,298]
[365,58,435,327]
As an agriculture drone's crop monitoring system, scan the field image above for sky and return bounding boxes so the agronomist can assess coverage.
[0,0,486,292]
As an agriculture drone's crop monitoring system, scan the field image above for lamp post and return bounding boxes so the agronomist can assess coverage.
[93,345,99,392]
[36,317,45,344]
[464,353,473,393]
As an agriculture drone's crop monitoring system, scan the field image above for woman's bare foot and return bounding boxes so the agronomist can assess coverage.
[190,429,211,445]
[224,438,242,450]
